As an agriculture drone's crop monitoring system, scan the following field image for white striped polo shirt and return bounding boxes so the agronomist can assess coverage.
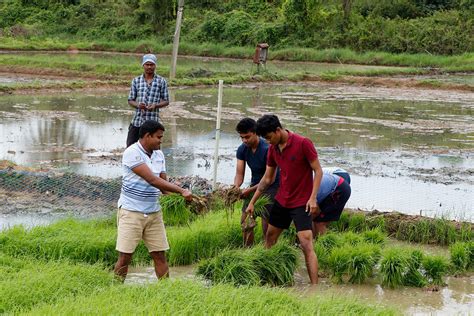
[118,142,166,213]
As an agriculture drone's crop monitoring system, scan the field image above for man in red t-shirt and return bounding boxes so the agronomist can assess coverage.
[245,114,323,284]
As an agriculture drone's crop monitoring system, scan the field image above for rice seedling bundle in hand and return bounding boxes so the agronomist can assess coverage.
[197,241,298,286]
[241,194,271,232]
[160,193,195,226]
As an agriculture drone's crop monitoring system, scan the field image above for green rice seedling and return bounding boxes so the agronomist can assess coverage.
[341,231,364,246]
[316,232,344,252]
[362,228,386,245]
[197,241,298,286]
[458,222,473,242]
[329,211,350,232]
[27,278,396,315]
[433,218,457,246]
[252,194,272,218]
[160,193,195,226]
[327,246,351,283]
[348,213,367,232]
[468,241,474,268]
[366,216,386,231]
[450,242,470,272]
[0,254,115,313]
[422,255,449,286]
[414,219,432,243]
[347,243,380,284]
[380,248,408,288]
[403,250,427,287]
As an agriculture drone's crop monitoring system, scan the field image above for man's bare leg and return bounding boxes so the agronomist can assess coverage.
[297,230,319,284]
[150,251,169,279]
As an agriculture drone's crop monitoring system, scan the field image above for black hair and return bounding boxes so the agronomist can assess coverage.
[236,118,257,134]
[139,120,165,138]
[256,114,282,136]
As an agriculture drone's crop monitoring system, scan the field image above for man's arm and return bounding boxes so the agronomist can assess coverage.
[147,99,169,110]
[233,159,246,188]
[159,172,171,195]
[307,158,323,215]
[132,164,192,200]
[245,165,276,215]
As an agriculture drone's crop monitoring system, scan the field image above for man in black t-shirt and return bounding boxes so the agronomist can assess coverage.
[233,118,279,246]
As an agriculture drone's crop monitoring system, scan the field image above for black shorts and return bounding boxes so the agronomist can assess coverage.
[314,180,351,222]
[241,184,278,220]
[269,200,312,232]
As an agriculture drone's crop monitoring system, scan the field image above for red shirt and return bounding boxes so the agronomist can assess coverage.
[267,131,318,208]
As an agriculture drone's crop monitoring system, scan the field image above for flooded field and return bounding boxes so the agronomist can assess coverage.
[0,83,473,221]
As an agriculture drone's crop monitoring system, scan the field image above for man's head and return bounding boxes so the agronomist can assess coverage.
[256,114,283,146]
[139,120,165,150]
[141,54,157,75]
[236,118,258,147]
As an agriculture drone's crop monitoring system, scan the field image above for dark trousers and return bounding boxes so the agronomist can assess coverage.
[126,124,140,147]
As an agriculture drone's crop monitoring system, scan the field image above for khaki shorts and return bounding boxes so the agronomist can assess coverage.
[116,207,169,254]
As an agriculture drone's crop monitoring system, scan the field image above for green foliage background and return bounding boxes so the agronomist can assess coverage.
[0,0,473,55]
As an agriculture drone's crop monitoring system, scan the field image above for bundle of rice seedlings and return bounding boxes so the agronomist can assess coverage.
[362,228,386,245]
[188,195,209,215]
[315,233,343,268]
[450,242,470,272]
[341,231,363,246]
[422,255,449,287]
[403,250,427,287]
[366,215,386,231]
[252,194,272,218]
[347,243,380,284]
[219,186,242,211]
[160,193,195,226]
[380,248,408,288]
[348,213,367,232]
[196,241,298,286]
[327,246,351,283]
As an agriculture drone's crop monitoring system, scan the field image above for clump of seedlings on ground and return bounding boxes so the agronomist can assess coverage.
[197,241,298,286]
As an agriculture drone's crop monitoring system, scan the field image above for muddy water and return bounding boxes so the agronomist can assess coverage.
[125,265,474,315]
[0,83,472,219]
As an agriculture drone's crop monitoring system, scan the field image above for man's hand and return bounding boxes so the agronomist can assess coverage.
[306,199,318,216]
[181,189,193,202]
[240,187,252,199]
[146,103,157,111]
[245,203,255,217]
[138,102,147,112]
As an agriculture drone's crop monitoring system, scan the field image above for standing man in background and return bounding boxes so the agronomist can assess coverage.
[245,114,323,285]
[126,53,169,147]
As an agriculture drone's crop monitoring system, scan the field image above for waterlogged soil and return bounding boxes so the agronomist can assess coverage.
[125,264,474,315]
[0,82,472,222]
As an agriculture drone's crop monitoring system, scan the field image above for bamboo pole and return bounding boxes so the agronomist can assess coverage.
[170,0,184,80]
[212,80,224,190]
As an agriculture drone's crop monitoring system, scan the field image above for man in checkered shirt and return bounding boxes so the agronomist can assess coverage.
[126,54,169,147]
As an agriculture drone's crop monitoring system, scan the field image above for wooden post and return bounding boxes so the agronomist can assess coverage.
[170,0,184,80]
[212,80,224,190]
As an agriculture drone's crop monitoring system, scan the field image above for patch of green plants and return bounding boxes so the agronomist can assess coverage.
[0,210,245,267]
[197,241,298,286]
[450,242,471,272]
[422,255,450,286]
[380,248,408,288]
[0,254,115,313]
[402,250,427,288]
[362,228,386,245]
[348,213,368,232]
[26,278,396,315]
[327,242,380,284]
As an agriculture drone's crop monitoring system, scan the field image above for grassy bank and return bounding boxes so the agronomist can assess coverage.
[0,209,247,267]
[24,278,396,315]
[1,38,473,71]
[0,254,116,313]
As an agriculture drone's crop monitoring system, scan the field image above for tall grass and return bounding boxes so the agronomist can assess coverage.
[403,250,427,288]
[0,210,245,267]
[0,254,115,313]
[197,241,298,286]
[422,255,450,286]
[450,242,471,272]
[27,278,396,315]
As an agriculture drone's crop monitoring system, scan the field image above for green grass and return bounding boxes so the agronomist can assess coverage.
[403,250,427,288]
[160,193,196,226]
[25,278,396,315]
[0,210,246,267]
[197,241,298,286]
[450,242,471,272]
[380,248,408,288]
[422,255,450,286]
[0,254,116,313]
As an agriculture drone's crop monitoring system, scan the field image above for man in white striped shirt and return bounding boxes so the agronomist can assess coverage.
[115,120,192,281]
